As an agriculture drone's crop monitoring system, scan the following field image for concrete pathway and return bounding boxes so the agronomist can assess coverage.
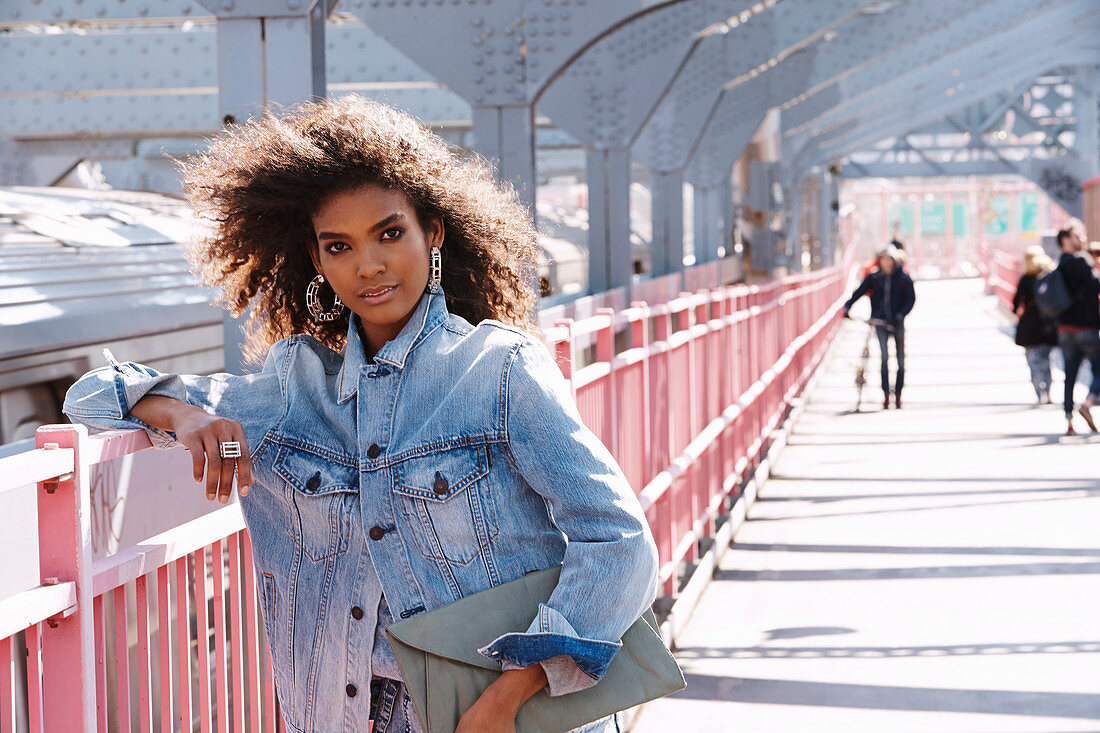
[632,279,1100,733]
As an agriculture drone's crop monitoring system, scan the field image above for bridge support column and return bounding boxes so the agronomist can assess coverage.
[585,147,633,295]
[820,168,839,267]
[692,184,725,265]
[472,105,537,211]
[787,179,803,273]
[198,0,332,374]
[651,169,685,278]
[1077,64,1099,177]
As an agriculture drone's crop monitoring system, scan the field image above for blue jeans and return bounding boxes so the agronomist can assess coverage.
[1058,329,1100,417]
[875,322,905,395]
[1023,345,1053,399]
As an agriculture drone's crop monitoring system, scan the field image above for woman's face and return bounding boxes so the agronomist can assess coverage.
[310,184,443,356]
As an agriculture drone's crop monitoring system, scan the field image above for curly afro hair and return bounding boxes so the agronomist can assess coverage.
[179,94,540,364]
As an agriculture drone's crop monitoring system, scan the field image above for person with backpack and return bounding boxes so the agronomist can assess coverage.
[1050,219,1100,435]
[843,245,916,409]
[1012,246,1058,404]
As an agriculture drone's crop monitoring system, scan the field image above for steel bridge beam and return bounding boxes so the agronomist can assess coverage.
[822,41,1099,159]
[631,0,872,282]
[337,0,699,208]
[536,1,743,293]
[839,62,1100,214]
[0,20,469,139]
[786,0,1091,138]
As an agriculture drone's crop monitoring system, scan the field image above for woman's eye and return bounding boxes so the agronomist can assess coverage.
[381,227,404,242]
[324,241,349,254]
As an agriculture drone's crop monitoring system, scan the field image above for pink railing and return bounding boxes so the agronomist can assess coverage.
[1,261,848,731]
[547,267,848,596]
[1,427,282,733]
[979,242,1020,312]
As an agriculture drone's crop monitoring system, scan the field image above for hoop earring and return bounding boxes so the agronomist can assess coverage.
[306,274,345,322]
[427,246,442,293]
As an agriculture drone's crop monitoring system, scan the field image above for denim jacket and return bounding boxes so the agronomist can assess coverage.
[63,288,659,733]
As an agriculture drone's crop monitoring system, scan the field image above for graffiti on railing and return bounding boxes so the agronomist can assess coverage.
[89,460,125,556]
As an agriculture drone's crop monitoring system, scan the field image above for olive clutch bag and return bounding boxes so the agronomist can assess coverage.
[384,566,686,733]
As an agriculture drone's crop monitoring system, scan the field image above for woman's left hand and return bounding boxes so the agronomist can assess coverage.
[456,665,547,733]
[455,699,516,733]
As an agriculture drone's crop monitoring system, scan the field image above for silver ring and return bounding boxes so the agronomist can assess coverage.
[219,441,242,459]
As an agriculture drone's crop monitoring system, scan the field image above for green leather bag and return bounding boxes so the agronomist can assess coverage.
[384,566,686,733]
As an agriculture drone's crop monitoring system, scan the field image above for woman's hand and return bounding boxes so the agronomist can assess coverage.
[455,665,548,733]
[129,395,252,503]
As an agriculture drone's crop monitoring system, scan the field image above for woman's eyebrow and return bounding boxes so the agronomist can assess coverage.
[316,213,406,241]
[369,212,406,232]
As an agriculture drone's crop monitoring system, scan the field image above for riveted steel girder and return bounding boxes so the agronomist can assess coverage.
[538,1,749,151]
[632,0,871,174]
[340,0,688,206]
[535,1,723,293]
[821,34,1098,158]
[766,0,987,109]
[0,0,338,23]
[685,76,768,187]
[629,0,871,284]
[839,63,1100,214]
[1,0,211,24]
[785,0,1088,137]
[0,21,469,137]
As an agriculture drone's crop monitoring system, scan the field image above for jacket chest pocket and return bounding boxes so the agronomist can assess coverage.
[392,444,497,565]
[273,445,359,562]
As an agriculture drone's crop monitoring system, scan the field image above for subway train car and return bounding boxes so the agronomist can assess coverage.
[0,186,224,448]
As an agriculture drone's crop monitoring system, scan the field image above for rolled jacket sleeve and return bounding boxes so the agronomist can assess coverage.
[477,339,659,696]
[62,342,287,455]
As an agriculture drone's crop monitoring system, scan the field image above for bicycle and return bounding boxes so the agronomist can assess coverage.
[848,316,893,412]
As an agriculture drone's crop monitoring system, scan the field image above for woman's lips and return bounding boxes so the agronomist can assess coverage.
[358,285,397,303]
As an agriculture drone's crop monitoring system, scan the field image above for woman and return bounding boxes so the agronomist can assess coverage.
[1012,245,1058,404]
[63,96,658,733]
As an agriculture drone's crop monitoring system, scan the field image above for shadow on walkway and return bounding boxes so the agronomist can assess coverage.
[671,673,1100,719]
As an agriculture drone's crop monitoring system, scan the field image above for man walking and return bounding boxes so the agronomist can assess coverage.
[843,245,916,409]
[1052,218,1100,435]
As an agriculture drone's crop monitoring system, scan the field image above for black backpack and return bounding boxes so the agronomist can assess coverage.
[1034,267,1072,319]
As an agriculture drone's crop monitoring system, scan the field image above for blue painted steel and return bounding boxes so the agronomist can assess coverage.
[785,0,1088,137]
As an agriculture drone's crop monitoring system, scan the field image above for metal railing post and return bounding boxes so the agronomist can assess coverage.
[596,308,617,459]
[35,424,95,732]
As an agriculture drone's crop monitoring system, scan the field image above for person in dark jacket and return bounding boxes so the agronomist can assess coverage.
[843,245,916,409]
[1012,245,1058,404]
[1054,219,1100,435]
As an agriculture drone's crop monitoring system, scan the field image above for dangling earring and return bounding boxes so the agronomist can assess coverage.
[306,274,345,321]
[427,246,442,293]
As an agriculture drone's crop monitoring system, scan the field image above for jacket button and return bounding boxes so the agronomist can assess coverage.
[369,526,385,541]
[367,444,381,459]
[351,606,363,620]
[433,476,449,494]
[346,683,357,698]
[305,472,321,492]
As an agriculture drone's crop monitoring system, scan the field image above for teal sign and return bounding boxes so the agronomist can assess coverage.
[921,202,946,235]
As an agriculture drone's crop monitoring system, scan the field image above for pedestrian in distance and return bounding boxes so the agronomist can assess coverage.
[62,95,663,733]
[843,245,916,410]
[862,237,906,280]
[1088,241,1100,267]
[1012,245,1058,405]
[1052,218,1100,435]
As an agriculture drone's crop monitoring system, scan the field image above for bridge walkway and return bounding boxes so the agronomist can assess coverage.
[632,278,1100,732]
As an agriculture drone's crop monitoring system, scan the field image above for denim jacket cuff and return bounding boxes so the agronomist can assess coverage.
[477,603,621,689]
[499,655,601,697]
[62,358,179,448]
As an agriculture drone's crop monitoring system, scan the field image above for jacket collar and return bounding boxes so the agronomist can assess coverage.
[337,288,448,404]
